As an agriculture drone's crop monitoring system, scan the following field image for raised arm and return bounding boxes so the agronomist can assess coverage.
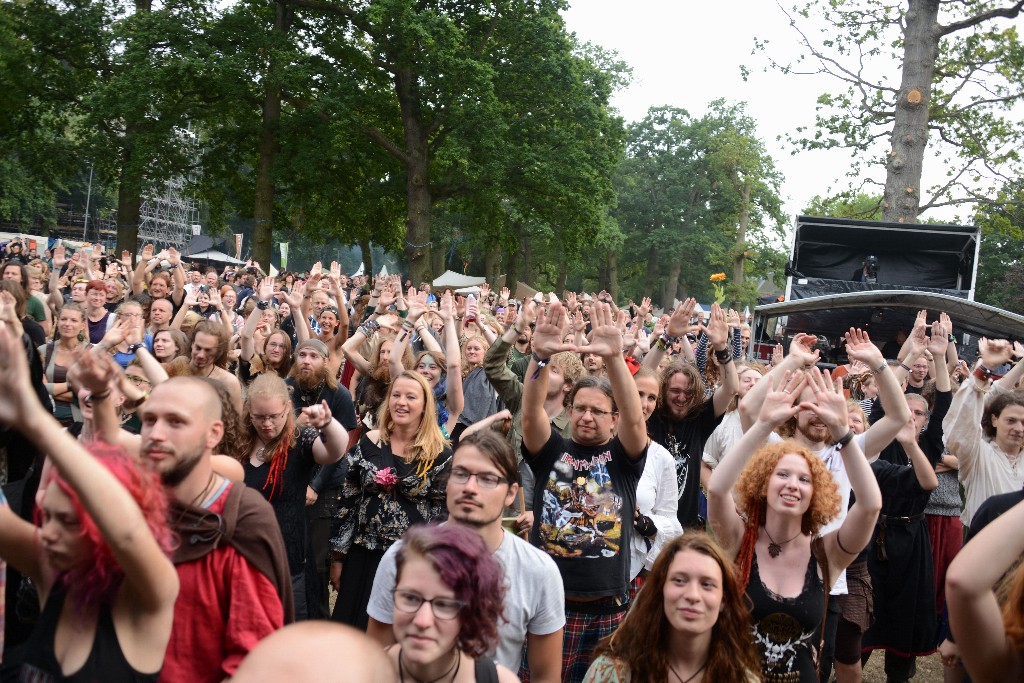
[588,302,646,459]
[800,368,882,576]
[846,328,910,458]
[439,292,463,430]
[896,419,939,490]
[278,286,310,345]
[328,263,350,346]
[739,333,820,431]
[0,325,179,613]
[947,497,1024,682]
[238,281,271,363]
[704,303,739,417]
[641,298,697,372]
[522,303,575,455]
[304,401,349,465]
[167,248,186,307]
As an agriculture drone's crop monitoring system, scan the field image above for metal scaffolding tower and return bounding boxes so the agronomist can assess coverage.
[137,174,200,250]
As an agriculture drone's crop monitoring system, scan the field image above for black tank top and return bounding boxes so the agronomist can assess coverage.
[746,550,824,683]
[19,584,160,683]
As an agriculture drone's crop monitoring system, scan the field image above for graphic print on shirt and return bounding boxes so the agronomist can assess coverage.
[539,450,623,559]
[753,612,817,682]
[663,431,692,503]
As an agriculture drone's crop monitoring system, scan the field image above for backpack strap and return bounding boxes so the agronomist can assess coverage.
[473,656,499,683]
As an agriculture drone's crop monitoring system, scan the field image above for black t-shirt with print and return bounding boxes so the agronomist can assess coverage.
[523,431,645,598]
[646,401,722,529]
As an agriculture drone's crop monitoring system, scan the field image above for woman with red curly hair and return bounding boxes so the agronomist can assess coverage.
[0,322,178,680]
[708,369,881,683]
[389,524,518,683]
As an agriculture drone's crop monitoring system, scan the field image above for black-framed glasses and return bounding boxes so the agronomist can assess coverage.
[392,589,464,620]
[450,467,508,489]
[570,405,615,419]
[250,408,289,424]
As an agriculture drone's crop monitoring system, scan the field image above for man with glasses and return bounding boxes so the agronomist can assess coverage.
[520,301,646,683]
[366,430,565,683]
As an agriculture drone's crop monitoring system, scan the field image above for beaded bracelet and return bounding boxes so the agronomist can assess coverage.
[529,352,551,380]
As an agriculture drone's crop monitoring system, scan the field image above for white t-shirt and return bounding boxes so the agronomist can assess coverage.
[702,410,743,469]
[367,527,566,670]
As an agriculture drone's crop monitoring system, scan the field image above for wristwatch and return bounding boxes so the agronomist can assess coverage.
[256,300,270,310]
[127,343,144,354]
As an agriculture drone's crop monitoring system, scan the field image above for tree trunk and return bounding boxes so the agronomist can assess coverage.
[505,241,520,292]
[522,236,532,286]
[116,152,142,257]
[431,241,446,277]
[556,259,568,295]
[641,245,659,302]
[605,251,618,302]
[252,1,292,272]
[484,244,501,286]
[662,259,681,309]
[883,0,940,223]
[359,237,373,277]
[396,68,433,285]
[732,178,751,309]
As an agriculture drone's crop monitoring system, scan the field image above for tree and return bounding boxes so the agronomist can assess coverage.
[972,181,1024,310]
[765,0,1024,222]
[804,192,884,220]
[612,105,787,308]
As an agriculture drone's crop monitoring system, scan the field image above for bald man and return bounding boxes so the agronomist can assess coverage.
[140,377,294,683]
[232,622,395,683]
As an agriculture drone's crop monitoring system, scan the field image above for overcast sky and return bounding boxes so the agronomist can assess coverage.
[560,1,918,225]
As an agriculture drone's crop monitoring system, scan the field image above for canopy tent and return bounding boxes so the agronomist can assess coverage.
[184,248,246,265]
[753,290,1024,347]
[433,270,486,289]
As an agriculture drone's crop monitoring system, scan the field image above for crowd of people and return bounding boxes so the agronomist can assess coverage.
[0,235,1023,683]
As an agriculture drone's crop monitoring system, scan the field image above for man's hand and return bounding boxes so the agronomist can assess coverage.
[844,328,883,368]
[141,244,155,262]
[756,370,808,427]
[258,277,274,302]
[788,333,821,367]
[71,348,121,396]
[666,298,698,338]
[798,368,850,440]
[52,244,68,269]
[586,302,623,358]
[0,324,40,425]
[167,248,181,266]
[532,302,575,358]
[979,337,1013,369]
[703,302,729,350]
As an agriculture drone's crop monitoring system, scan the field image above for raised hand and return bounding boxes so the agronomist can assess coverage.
[102,317,131,347]
[258,277,274,302]
[310,261,323,279]
[789,333,820,366]
[499,287,510,304]
[0,325,36,424]
[565,291,578,312]
[208,287,223,310]
[979,338,1013,368]
[532,302,575,357]
[438,290,455,322]
[378,284,397,308]
[278,287,303,309]
[329,261,341,283]
[652,314,668,339]
[301,400,333,430]
[771,343,785,366]
[141,244,155,262]
[120,250,133,268]
[927,314,950,357]
[586,302,624,358]
[727,308,741,329]
[757,370,808,427]
[182,291,199,308]
[0,292,23,338]
[798,367,850,438]
[52,244,68,268]
[702,302,729,349]
[844,328,883,368]
[167,248,181,266]
[407,294,427,322]
[666,298,699,338]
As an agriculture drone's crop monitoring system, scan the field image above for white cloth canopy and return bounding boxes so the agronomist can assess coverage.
[185,249,246,265]
[432,270,486,289]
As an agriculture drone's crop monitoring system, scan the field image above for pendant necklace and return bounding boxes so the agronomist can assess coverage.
[763,525,803,558]
[667,659,707,683]
[398,648,460,683]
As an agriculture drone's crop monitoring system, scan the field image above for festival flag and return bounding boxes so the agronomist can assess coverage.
[280,242,289,270]
[235,234,243,260]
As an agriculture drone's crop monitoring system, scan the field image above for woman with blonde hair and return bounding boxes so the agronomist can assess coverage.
[584,533,760,683]
[330,370,453,629]
[39,302,89,427]
[708,369,881,682]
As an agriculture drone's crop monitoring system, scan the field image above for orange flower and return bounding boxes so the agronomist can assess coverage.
[709,273,727,283]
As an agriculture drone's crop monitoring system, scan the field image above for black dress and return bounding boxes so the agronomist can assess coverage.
[860,460,937,657]
[243,426,319,578]
[747,550,825,682]
[330,434,451,628]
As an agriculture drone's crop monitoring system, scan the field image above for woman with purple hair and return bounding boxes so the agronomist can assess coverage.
[388,524,518,682]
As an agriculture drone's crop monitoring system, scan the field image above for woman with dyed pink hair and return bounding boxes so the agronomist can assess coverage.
[0,323,179,680]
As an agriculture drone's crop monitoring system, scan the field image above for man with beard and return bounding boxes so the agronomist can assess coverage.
[507,311,532,381]
[365,430,565,683]
[643,300,738,529]
[138,376,294,682]
[287,339,359,618]
[169,319,243,414]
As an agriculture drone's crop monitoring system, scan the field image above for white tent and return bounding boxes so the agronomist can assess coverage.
[185,249,246,265]
[433,270,486,289]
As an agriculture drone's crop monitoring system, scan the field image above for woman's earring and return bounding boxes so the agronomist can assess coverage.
[78,331,86,343]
